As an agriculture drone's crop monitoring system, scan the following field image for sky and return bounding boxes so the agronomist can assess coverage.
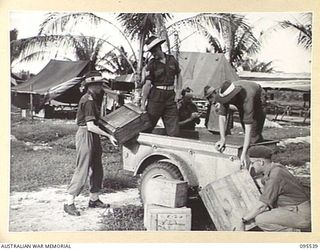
[9,11,312,74]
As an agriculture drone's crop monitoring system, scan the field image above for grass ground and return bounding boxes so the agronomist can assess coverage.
[10,113,310,230]
[10,115,137,193]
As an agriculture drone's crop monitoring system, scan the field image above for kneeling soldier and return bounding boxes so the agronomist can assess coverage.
[235,145,311,232]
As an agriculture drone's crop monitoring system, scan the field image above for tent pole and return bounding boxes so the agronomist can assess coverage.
[30,84,33,121]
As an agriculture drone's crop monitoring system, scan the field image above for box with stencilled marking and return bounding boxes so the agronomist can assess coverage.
[144,204,191,231]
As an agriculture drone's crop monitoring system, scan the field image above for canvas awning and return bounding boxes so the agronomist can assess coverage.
[238,71,311,92]
[11,73,24,86]
[12,60,91,106]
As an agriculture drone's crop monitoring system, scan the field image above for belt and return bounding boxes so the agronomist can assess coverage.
[280,200,310,212]
[155,85,175,90]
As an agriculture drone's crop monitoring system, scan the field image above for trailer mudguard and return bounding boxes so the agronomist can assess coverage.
[134,150,199,187]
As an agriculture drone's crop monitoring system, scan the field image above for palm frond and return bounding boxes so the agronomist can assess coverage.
[117,13,172,39]
[274,13,312,50]
[11,33,136,74]
[242,58,274,73]
[38,12,137,62]
[38,12,103,35]
[279,20,312,49]
[11,35,75,63]
[207,35,224,53]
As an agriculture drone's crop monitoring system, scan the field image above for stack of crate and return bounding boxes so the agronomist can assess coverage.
[143,178,191,231]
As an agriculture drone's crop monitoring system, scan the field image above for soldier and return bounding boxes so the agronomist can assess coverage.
[64,71,117,216]
[203,85,233,135]
[235,146,311,232]
[178,87,201,131]
[215,80,266,168]
[140,36,182,136]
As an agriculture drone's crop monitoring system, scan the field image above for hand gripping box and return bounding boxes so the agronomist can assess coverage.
[144,204,191,231]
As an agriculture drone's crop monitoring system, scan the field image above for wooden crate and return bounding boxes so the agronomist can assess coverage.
[99,103,151,144]
[199,169,261,231]
[145,178,188,208]
[144,204,191,231]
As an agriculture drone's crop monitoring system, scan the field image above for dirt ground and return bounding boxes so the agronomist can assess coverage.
[9,186,141,232]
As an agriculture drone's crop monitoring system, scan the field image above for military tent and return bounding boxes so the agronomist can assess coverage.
[11,59,91,109]
[177,52,239,97]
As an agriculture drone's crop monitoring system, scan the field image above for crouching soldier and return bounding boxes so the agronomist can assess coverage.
[215,80,266,168]
[235,146,311,232]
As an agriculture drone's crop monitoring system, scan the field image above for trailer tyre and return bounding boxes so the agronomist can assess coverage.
[139,161,183,204]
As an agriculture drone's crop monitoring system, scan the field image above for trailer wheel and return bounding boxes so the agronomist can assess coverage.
[139,161,183,204]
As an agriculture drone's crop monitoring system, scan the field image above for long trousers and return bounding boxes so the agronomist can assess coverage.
[67,127,103,196]
[146,87,179,136]
[255,200,311,232]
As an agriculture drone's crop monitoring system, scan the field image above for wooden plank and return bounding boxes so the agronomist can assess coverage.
[199,169,261,231]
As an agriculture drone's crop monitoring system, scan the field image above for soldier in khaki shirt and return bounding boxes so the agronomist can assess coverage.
[64,71,117,216]
[235,146,311,232]
[215,80,266,168]
[140,36,182,136]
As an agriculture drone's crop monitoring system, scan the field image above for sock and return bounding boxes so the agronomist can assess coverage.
[67,194,75,205]
[89,192,99,201]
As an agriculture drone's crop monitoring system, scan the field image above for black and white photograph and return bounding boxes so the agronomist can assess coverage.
[7,8,313,236]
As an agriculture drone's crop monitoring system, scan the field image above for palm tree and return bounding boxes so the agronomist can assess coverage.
[241,58,274,73]
[101,46,134,75]
[11,12,137,76]
[10,29,20,63]
[11,34,135,75]
[277,13,312,50]
[38,12,137,62]
[168,13,260,67]
[116,13,172,86]
[116,13,259,84]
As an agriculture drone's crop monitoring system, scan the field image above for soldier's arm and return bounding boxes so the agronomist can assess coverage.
[87,121,117,146]
[141,80,152,111]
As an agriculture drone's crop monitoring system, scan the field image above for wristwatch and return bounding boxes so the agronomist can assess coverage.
[241,217,248,224]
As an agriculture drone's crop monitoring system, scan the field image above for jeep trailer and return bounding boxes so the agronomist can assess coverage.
[121,129,278,231]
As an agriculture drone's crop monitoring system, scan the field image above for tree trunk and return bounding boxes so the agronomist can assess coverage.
[132,31,146,105]
[155,15,171,54]
[224,19,232,62]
